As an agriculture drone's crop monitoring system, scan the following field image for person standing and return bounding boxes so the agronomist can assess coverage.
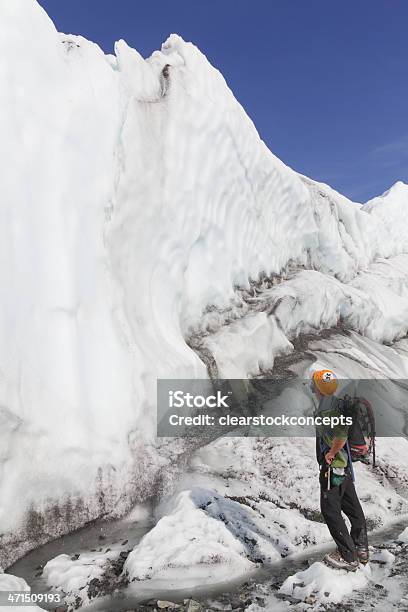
[311,369,369,571]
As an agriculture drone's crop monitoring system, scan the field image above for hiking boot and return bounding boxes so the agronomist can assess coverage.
[357,548,369,564]
[324,551,359,571]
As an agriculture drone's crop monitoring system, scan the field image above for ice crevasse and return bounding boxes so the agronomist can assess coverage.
[1,0,408,566]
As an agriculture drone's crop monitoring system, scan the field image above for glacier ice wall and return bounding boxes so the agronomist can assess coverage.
[1,0,408,566]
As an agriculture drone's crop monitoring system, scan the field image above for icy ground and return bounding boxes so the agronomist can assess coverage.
[6,331,408,611]
[6,516,408,612]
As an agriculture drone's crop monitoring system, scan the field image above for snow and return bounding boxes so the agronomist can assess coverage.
[43,552,110,593]
[365,182,408,258]
[42,550,118,609]
[121,437,408,585]
[203,313,292,378]
[2,0,408,584]
[201,257,408,350]
[123,489,255,583]
[121,331,408,586]
[398,527,408,543]
[0,571,44,611]
[280,561,371,604]
[278,546,405,608]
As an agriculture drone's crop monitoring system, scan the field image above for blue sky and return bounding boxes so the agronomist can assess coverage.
[39,0,407,201]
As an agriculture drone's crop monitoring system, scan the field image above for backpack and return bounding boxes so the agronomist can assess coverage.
[342,396,376,466]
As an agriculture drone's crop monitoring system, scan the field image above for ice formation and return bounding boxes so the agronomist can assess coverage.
[1,0,408,574]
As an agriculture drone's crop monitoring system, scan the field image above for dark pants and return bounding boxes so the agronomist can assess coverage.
[320,466,368,562]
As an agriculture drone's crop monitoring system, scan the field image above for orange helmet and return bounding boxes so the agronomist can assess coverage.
[312,369,338,396]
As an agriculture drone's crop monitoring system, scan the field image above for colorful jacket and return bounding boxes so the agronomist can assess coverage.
[315,395,349,469]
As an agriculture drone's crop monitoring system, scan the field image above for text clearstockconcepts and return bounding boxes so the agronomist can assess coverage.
[158,379,408,438]
[168,415,353,429]
[167,391,352,428]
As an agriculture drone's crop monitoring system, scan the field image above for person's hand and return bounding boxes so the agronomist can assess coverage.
[325,451,335,465]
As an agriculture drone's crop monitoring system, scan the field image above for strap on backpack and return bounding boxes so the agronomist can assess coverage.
[345,440,355,482]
